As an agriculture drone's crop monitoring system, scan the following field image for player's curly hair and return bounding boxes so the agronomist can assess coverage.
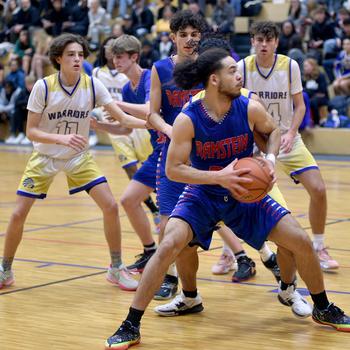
[173,48,229,89]
[49,33,89,70]
[250,21,280,39]
[170,10,207,34]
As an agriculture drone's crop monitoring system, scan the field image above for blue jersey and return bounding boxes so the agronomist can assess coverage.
[122,69,161,150]
[182,96,254,196]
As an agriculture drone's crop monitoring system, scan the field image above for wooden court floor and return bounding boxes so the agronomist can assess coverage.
[0,144,349,350]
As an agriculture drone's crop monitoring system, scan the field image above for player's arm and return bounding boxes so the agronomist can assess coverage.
[26,111,87,152]
[103,101,147,129]
[148,65,172,138]
[90,118,131,135]
[166,113,251,197]
[116,100,149,120]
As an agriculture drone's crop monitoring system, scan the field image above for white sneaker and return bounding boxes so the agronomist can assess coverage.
[89,134,99,147]
[20,136,32,145]
[106,265,138,291]
[211,253,237,275]
[4,135,16,144]
[154,291,204,317]
[278,282,312,318]
[0,268,15,289]
[13,132,25,144]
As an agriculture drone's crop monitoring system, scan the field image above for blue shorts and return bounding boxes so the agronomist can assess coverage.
[156,144,186,216]
[132,148,161,190]
[170,185,290,250]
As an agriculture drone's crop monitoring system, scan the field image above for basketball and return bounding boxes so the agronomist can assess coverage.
[232,157,273,203]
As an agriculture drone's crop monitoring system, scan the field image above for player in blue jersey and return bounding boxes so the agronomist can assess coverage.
[92,35,163,272]
[146,10,207,300]
[105,48,350,349]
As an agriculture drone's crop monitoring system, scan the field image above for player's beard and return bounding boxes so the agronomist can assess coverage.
[218,82,241,100]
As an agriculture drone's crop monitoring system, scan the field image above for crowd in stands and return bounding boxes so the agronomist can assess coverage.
[1,0,350,145]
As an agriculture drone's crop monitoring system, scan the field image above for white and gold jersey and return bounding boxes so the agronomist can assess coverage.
[238,54,303,133]
[27,72,113,159]
[92,66,128,101]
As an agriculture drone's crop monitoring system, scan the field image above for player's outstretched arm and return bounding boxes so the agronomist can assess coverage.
[26,111,87,152]
[116,100,150,120]
[104,101,146,129]
[148,65,172,138]
[90,118,132,135]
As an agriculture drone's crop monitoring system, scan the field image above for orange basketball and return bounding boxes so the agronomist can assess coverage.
[233,157,273,203]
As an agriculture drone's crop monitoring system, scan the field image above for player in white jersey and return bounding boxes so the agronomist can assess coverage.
[0,33,147,291]
[238,21,339,271]
[91,36,160,234]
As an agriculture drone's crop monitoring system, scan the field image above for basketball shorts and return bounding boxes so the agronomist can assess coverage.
[278,133,319,184]
[170,185,290,251]
[110,129,152,168]
[17,151,107,199]
[132,147,161,190]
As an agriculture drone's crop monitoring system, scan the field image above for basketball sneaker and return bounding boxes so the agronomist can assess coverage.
[232,256,256,282]
[153,274,178,300]
[0,268,14,289]
[316,248,339,271]
[278,282,312,318]
[127,250,156,273]
[105,320,140,349]
[154,291,204,317]
[312,303,350,332]
[211,253,236,275]
[106,265,138,291]
[152,212,161,235]
[261,252,281,282]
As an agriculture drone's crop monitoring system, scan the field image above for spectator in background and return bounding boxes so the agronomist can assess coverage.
[122,14,135,36]
[106,0,132,18]
[0,80,22,143]
[112,23,125,38]
[155,32,174,59]
[139,39,159,69]
[30,28,52,79]
[332,38,350,95]
[88,0,111,51]
[41,0,69,37]
[157,0,177,20]
[7,75,36,145]
[0,63,4,88]
[62,0,89,37]
[303,58,329,126]
[1,0,19,40]
[155,5,174,35]
[211,0,235,36]
[6,58,25,90]
[8,0,40,42]
[131,0,154,37]
[11,29,34,75]
[308,6,336,63]
[288,0,309,37]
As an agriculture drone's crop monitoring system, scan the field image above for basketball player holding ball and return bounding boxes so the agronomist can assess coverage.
[105,48,350,350]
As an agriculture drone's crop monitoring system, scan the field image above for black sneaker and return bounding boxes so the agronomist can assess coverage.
[127,250,156,273]
[105,320,140,349]
[312,303,350,332]
[262,252,281,283]
[154,274,178,300]
[232,256,256,282]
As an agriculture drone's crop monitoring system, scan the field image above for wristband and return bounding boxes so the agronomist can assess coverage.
[265,153,276,166]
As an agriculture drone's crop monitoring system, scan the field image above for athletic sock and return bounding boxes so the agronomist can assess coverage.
[234,250,246,260]
[183,289,198,298]
[126,307,144,327]
[310,290,330,310]
[313,233,325,251]
[259,243,273,262]
[143,197,158,213]
[143,242,157,253]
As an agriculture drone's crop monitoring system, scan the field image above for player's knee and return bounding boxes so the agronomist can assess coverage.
[157,237,180,262]
[120,194,135,211]
[310,181,326,200]
[102,200,119,216]
[10,208,27,224]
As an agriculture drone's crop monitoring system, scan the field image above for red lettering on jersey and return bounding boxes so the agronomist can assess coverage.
[195,141,203,158]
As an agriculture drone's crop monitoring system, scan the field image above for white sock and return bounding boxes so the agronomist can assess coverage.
[259,243,273,262]
[313,234,325,251]
[222,242,234,257]
[167,263,177,277]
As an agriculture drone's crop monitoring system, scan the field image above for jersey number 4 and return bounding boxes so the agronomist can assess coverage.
[267,103,282,126]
